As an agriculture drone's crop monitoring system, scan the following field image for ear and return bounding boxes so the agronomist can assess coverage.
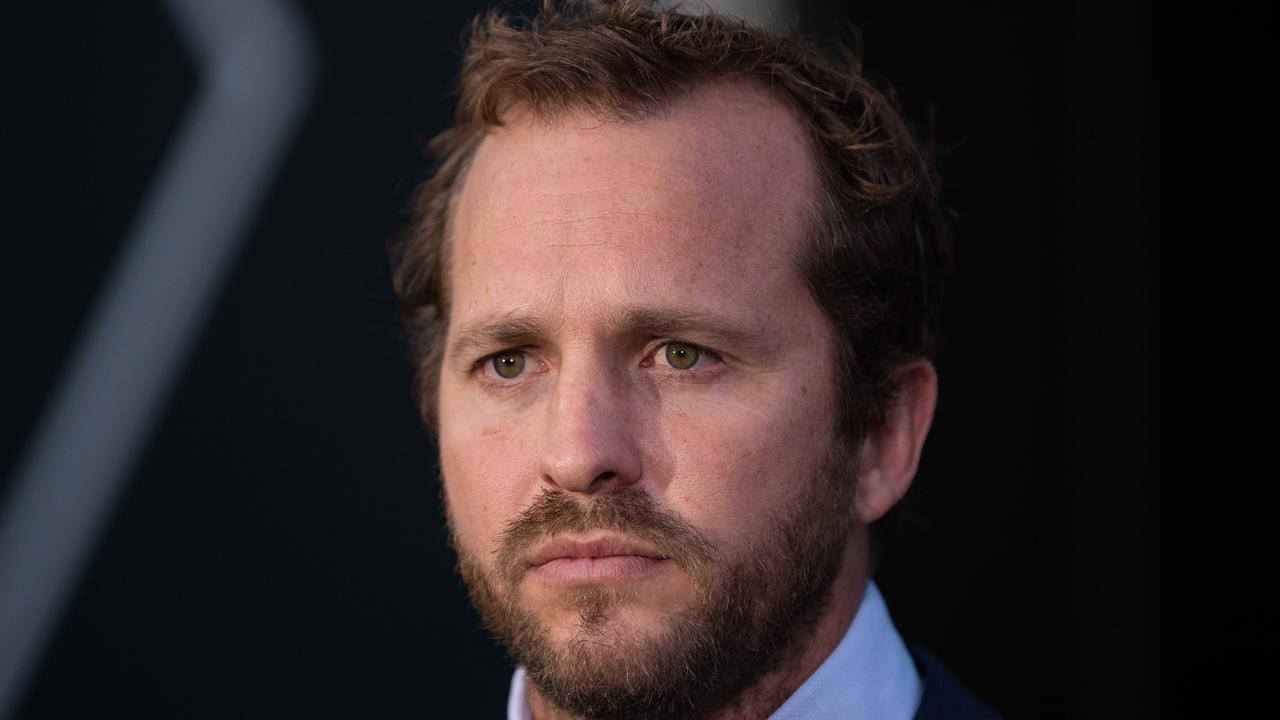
[854,359,939,524]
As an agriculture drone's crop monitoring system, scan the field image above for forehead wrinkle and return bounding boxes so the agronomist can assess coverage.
[485,210,676,240]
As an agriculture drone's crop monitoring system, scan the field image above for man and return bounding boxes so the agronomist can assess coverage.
[391,1,1000,718]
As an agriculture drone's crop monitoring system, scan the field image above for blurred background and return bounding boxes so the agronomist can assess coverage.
[3,0,1260,717]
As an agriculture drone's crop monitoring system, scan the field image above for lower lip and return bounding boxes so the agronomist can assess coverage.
[530,556,667,585]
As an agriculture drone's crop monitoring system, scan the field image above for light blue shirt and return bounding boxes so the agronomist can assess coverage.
[506,580,922,719]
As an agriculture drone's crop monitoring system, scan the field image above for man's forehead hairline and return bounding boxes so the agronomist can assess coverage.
[452,80,826,218]
[478,76,816,152]
[446,72,824,225]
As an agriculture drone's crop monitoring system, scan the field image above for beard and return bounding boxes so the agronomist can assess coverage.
[446,439,857,720]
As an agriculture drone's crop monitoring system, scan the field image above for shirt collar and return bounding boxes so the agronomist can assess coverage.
[507,580,921,720]
[768,581,922,720]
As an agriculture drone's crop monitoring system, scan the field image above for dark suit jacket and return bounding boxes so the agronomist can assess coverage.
[909,645,1003,719]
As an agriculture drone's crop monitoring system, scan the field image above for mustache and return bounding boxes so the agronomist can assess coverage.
[494,487,714,584]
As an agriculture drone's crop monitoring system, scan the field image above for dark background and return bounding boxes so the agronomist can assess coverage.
[4,1,1261,717]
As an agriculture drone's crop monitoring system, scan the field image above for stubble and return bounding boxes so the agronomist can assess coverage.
[446,439,857,720]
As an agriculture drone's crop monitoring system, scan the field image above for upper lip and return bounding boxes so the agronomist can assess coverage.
[527,535,670,568]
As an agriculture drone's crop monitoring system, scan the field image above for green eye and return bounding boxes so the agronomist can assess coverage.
[664,342,700,370]
[491,351,526,379]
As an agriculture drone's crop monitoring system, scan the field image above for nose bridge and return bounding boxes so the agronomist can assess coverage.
[539,350,642,493]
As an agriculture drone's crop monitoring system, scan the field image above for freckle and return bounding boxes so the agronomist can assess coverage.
[800,385,809,396]
[481,425,500,437]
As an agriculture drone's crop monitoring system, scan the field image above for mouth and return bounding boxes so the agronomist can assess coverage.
[525,534,672,586]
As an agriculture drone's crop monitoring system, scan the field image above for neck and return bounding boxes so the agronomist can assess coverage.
[527,529,871,720]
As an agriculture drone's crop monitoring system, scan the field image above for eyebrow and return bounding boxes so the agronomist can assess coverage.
[611,306,777,357]
[446,305,779,364]
[447,315,553,364]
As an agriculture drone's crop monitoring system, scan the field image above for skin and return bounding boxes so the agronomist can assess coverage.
[436,80,938,719]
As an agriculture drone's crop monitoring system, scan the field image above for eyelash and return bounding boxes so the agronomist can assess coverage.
[473,341,722,383]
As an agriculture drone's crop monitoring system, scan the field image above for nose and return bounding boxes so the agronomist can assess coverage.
[537,362,643,495]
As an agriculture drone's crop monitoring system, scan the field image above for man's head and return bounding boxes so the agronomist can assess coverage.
[391,2,944,717]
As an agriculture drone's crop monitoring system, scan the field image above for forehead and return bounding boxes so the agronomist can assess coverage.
[448,81,821,336]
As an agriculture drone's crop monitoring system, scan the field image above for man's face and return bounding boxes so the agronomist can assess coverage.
[436,82,858,717]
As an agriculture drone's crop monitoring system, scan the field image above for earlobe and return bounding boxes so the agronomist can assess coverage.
[854,359,939,524]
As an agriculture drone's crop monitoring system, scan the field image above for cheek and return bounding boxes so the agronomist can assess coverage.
[438,387,542,558]
[658,383,834,544]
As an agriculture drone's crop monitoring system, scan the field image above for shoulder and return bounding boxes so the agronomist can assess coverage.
[908,644,1004,720]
